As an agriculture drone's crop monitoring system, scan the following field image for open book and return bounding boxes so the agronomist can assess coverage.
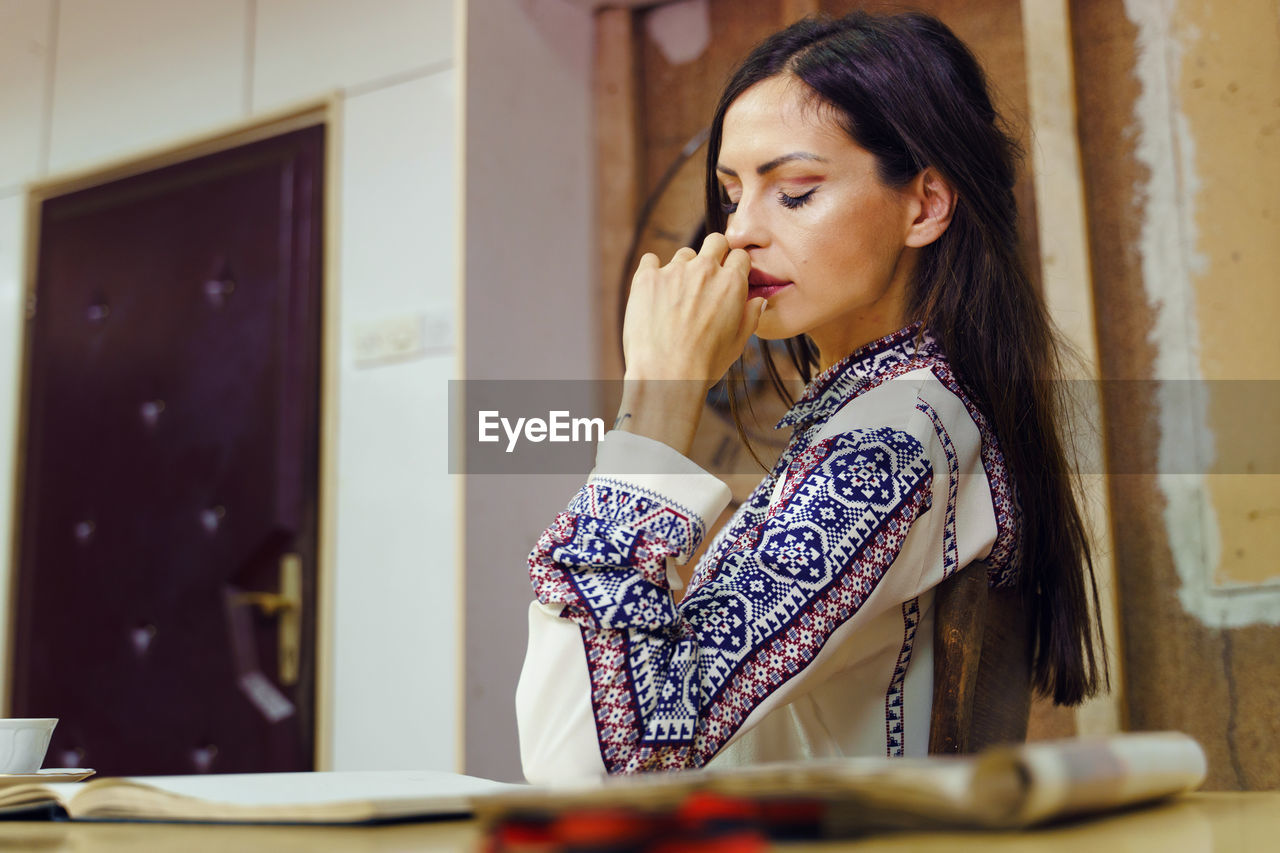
[474,732,1208,834]
[0,770,524,824]
[0,733,1204,829]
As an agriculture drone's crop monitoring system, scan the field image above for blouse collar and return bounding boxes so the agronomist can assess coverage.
[776,323,937,429]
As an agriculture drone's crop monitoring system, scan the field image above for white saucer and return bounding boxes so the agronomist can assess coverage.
[0,768,95,785]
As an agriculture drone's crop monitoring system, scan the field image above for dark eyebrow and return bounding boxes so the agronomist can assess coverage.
[716,152,828,179]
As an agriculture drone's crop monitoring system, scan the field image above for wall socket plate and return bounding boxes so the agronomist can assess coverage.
[352,309,453,367]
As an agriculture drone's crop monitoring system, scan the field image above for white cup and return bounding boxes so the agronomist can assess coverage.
[0,718,58,774]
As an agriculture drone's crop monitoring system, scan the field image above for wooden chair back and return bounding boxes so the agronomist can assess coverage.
[928,560,1032,754]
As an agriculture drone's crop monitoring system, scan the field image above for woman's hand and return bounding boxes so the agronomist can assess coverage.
[613,234,767,457]
[622,233,766,386]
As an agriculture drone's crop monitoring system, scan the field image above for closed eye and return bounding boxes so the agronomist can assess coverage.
[719,186,739,215]
[779,187,817,209]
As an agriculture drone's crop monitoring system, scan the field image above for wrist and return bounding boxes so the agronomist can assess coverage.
[613,378,706,458]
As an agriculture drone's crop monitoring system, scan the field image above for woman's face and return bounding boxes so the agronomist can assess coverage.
[717,75,919,367]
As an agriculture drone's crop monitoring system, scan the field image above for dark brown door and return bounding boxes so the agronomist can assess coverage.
[10,125,325,776]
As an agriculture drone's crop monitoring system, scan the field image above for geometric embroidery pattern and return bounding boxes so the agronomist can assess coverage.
[777,324,1021,587]
[916,399,960,580]
[529,480,705,629]
[553,429,931,772]
[920,362,1021,588]
[526,323,1021,774]
[885,597,921,757]
[776,326,929,431]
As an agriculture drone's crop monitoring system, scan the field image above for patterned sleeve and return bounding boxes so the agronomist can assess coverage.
[519,426,934,778]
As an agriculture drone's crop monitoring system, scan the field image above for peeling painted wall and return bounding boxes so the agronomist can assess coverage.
[1175,0,1280,604]
[1126,0,1280,626]
[1075,0,1280,789]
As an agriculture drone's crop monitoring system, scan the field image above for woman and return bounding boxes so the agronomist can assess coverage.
[516,11,1106,782]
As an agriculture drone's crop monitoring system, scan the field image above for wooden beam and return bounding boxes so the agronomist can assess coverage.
[594,7,643,390]
[1020,0,1126,735]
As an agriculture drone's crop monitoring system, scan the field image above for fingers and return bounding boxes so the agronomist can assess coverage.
[668,236,748,291]
[656,238,745,301]
[698,232,730,262]
[629,253,659,300]
[724,247,751,280]
[655,247,696,281]
[737,296,768,347]
[659,235,742,275]
[623,235,759,388]
[696,236,748,289]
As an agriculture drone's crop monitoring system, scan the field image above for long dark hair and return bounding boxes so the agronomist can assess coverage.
[705,11,1107,705]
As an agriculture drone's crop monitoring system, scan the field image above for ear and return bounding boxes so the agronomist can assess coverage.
[904,167,956,248]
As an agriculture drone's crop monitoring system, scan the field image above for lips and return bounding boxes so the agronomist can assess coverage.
[748,269,788,286]
[748,269,792,298]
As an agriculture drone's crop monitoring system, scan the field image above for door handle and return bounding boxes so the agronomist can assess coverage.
[232,553,302,685]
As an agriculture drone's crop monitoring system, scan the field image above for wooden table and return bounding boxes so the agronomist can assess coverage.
[0,792,1275,851]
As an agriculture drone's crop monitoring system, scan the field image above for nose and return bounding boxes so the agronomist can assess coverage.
[724,193,767,251]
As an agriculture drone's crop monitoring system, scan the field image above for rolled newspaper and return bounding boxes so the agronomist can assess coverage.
[475,731,1208,834]
[970,731,1209,827]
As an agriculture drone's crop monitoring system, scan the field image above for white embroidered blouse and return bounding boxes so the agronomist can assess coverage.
[516,325,1020,783]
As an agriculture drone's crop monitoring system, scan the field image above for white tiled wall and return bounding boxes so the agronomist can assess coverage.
[48,0,248,174]
[0,0,460,771]
[338,71,456,310]
[0,1,53,190]
[333,70,459,771]
[253,0,454,111]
